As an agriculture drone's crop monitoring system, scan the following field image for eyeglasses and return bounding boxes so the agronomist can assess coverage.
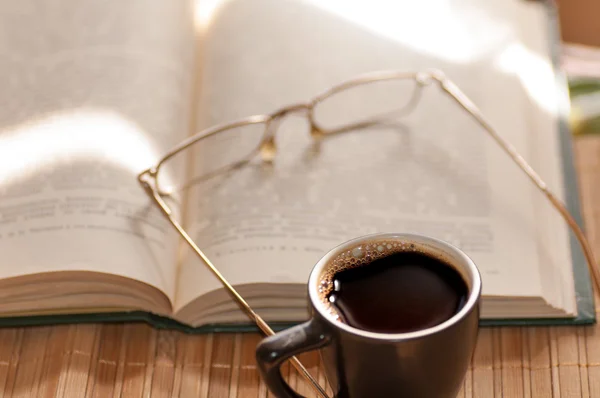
[137,69,598,398]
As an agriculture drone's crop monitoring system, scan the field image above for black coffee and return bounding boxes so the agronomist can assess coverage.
[326,250,468,334]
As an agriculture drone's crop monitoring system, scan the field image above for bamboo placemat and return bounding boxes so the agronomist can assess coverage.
[1,135,599,398]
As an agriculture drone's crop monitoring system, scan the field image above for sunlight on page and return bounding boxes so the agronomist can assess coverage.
[303,0,513,64]
[0,107,179,299]
[0,108,166,189]
[494,43,558,114]
[301,0,555,114]
[194,0,231,30]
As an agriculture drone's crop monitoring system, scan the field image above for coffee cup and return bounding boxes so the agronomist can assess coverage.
[256,233,481,398]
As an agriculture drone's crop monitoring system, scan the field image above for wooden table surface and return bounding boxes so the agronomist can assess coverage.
[1,135,599,398]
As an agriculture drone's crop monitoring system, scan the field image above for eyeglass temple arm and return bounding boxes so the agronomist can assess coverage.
[137,171,330,398]
[430,71,600,294]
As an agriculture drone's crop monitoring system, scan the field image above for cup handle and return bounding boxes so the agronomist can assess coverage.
[256,318,331,398]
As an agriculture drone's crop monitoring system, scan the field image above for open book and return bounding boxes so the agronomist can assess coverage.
[0,0,594,331]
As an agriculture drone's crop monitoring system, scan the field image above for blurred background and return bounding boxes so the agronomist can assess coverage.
[557,0,600,135]
[558,0,600,48]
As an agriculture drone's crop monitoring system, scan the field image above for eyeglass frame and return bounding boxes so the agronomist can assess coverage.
[137,68,598,398]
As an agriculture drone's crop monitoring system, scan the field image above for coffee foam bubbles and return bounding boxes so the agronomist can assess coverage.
[317,240,440,323]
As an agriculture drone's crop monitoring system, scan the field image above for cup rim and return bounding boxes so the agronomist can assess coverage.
[308,232,482,341]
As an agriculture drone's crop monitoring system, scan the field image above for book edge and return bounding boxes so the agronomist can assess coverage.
[545,0,596,325]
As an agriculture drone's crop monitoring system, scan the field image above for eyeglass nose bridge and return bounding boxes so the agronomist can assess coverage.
[270,102,311,119]
[269,101,327,138]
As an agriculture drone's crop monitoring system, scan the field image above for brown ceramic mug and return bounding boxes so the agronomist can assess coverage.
[256,233,481,398]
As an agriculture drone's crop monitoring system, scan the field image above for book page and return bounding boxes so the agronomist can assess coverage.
[175,0,570,311]
[0,0,196,303]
